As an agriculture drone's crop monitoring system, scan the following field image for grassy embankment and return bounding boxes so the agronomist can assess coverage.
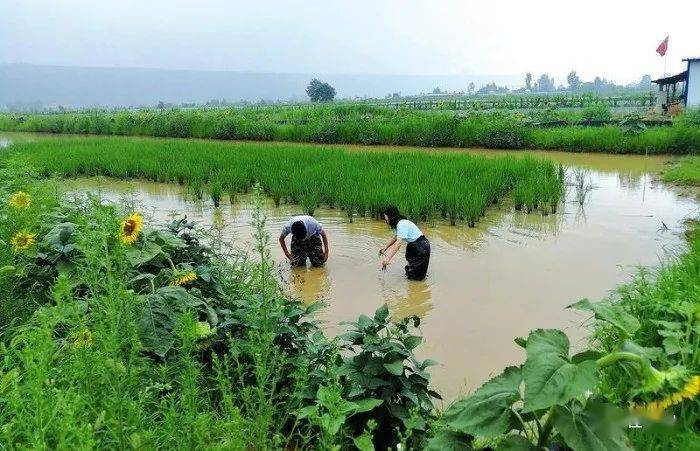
[11,135,564,226]
[1,104,699,154]
[663,156,700,186]
[0,138,698,449]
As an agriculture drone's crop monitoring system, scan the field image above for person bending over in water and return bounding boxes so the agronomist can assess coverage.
[379,206,431,281]
[279,215,329,267]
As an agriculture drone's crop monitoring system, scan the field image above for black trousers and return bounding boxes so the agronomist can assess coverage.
[405,236,430,280]
[291,234,324,267]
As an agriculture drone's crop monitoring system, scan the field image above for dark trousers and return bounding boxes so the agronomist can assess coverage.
[291,234,324,267]
[405,236,430,280]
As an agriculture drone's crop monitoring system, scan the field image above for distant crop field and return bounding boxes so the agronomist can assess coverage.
[358,92,657,111]
[1,103,698,155]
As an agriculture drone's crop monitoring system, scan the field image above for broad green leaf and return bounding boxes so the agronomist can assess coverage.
[353,434,375,451]
[352,398,383,413]
[620,340,662,361]
[374,304,390,322]
[551,399,631,451]
[148,229,186,249]
[497,435,537,450]
[404,335,422,350]
[522,329,596,412]
[55,260,75,275]
[319,413,345,435]
[662,335,686,355]
[125,242,163,267]
[568,299,640,336]
[383,360,404,375]
[138,286,209,357]
[361,357,385,376]
[514,337,527,349]
[357,314,374,329]
[316,386,334,406]
[295,405,317,419]
[443,366,522,437]
[0,265,14,275]
[425,430,474,450]
[42,222,75,252]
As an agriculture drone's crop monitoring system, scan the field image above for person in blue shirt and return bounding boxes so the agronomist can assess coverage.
[279,215,329,267]
[379,206,431,280]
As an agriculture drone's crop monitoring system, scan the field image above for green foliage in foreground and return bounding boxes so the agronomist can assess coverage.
[11,135,564,226]
[663,157,700,186]
[0,167,439,449]
[589,224,700,450]
[0,158,697,449]
[1,105,699,154]
[428,224,700,450]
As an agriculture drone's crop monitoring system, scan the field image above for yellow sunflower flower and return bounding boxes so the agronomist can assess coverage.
[74,328,93,348]
[8,191,31,209]
[680,375,700,398]
[119,213,143,245]
[170,271,198,286]
[10,231,36,252]
[631,375,700,421]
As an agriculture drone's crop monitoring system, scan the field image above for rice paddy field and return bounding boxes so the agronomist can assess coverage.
[1,132,700,449]
[1,104,699,154]
[10,135,564,226]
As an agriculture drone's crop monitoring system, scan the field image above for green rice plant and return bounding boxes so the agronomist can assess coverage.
[210,179,223,207]
[9,135,564,227]
[190,177,204,200]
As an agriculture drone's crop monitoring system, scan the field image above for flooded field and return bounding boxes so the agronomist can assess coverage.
[53,147,698,403]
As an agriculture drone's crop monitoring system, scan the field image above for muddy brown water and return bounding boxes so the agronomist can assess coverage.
[4,134,699,402]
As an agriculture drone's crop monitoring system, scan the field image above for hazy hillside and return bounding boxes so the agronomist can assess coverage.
[0,63,519,109]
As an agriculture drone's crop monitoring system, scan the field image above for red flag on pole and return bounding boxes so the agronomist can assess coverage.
[656,36,669,56]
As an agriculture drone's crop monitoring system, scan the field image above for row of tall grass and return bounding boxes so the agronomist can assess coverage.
[12,136,564,226]
[1,105,699,154]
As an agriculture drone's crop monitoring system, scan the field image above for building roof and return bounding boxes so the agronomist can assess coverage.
[652,71,688,85]
[682,57,700,62]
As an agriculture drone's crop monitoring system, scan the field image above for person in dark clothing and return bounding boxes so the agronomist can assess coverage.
[279,215,329,267]
[379,206,431,280]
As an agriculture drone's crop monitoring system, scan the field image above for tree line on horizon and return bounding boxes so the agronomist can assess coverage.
[414,71,653,98]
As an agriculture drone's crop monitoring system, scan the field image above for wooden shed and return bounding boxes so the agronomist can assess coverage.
[652,57,700,114]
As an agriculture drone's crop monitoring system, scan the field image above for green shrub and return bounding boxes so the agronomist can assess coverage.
[581,104,613,122]
[2,104,699,154]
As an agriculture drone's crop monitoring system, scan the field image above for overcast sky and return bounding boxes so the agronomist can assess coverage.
[1,0,698,85]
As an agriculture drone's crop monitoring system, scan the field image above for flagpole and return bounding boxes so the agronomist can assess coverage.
[663,36,668,76]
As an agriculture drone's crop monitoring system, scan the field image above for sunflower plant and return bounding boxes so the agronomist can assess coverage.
[119,213,143,245]
[8,191,31,209]
[10,231,37,253]
[169,267,198,287]
[429,328,632,451]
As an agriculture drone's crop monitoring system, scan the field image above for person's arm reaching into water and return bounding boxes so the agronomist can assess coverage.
[279,233,292,261]
[379,236,397,256]
[381,239,403,270]
[320,229,329,262]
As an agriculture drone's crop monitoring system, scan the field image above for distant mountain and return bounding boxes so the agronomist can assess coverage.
[0,63,520,109]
